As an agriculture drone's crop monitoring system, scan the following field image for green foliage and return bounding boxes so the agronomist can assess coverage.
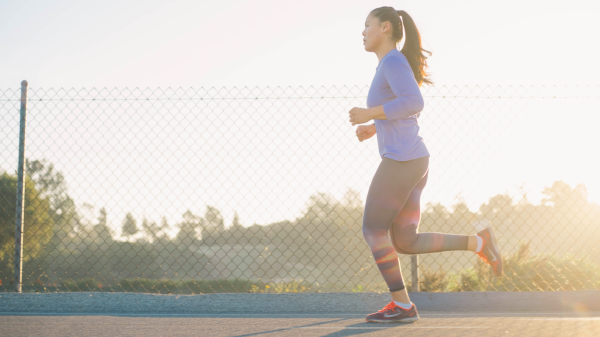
[3,243,599,293]
[419,270,449,292]
[3,278,312,294]
[351,284,365,292]
[452,243,600,292]
[1,278,377,294]
[3,159,600,295]
[1,278,260,293]
[25,159,79,248]
[250,280,310,293]
[415,243,600,292]
[121,213,138,237]
[450,269,482,292]
[0,172,53,262]
[495,243,600,291]
[116,278,263,293]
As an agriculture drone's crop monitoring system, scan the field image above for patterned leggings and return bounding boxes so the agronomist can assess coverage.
[362,156,468,292]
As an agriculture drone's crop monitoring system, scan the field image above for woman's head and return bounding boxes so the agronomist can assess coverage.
[362,7,432,86]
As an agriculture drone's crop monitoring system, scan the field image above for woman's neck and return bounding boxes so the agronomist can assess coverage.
[375,44,397,62]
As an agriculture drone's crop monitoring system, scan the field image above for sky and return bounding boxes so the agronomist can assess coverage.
[2,0,600,88]
[1,0,599,234]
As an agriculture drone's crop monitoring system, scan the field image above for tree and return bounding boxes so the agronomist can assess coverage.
[141,217,160,243]
[121,213,138,238]
[449,200,475,232]
[177,210,202,242]
[342,188,363,209]
[478,194,515,231]
[77,203,97,241]
[421,202,451,232]
[25,159,80,247]
[542,181,588,209]
[205,206,224,232]
[304,192,335,221]
[94,207,113,242]
[151,216,172,247]
[159,216,171,239]
[0,172,53,262]
[231,211,242,229]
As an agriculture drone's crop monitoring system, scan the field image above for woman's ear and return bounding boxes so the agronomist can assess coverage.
[381,21,390,33]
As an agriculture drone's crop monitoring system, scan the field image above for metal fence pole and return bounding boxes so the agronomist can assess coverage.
[411,255,419,292]
[14,80,28,293]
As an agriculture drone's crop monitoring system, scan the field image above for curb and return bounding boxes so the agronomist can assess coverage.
[1,291,599,314]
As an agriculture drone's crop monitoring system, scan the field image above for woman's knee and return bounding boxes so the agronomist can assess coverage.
[362,224,386,243]
[363,201,400,236]
[391,223,420,254]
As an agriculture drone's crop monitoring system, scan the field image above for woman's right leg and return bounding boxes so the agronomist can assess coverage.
[362,156,429,294]
[362,156,428,323]
[390,170,474,254]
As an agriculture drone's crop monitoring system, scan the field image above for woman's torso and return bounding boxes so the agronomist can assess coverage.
[366,49,430,161]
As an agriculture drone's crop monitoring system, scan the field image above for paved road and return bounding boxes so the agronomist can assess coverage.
[2,311,599,337]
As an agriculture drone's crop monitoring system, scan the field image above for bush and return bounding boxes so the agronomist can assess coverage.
[419,270,449,292]
[3,243,598,293]
[447,242,600,292]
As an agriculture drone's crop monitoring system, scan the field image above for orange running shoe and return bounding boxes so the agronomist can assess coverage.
[476,226,503,278]
[365,301,419,323]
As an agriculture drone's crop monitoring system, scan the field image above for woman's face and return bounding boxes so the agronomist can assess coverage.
[362,14,388,52]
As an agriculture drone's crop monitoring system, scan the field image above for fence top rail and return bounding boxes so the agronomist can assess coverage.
[0,84,598,102]
[1,96,599,102]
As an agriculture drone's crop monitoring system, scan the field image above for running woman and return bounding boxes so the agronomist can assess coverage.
[349,7,503,323]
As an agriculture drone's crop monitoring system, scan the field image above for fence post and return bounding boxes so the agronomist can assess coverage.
[410,255,419,292]
[14,80,28,293]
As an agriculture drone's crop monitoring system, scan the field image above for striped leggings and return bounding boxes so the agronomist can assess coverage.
[362,156,468,292]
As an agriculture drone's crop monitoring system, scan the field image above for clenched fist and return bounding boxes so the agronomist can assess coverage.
[349,107,372,126]
[356,124,376,142]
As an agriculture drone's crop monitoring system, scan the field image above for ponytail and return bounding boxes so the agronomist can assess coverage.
[397,10,432,86]
[370,7,432,86]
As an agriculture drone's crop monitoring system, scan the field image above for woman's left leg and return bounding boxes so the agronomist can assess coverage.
[389,169,503,279]
[390,170,475,254]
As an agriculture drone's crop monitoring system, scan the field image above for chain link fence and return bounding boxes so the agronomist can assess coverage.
[1,84,599,294]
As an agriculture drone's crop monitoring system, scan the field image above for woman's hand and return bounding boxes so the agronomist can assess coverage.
[349,107,373,126]
[356,124,376,142]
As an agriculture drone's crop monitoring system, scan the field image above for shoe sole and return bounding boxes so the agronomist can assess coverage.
[485,226,502,277]
[366,316,420,323]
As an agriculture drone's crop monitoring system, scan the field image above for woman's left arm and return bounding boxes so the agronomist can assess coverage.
[378,58,425,121]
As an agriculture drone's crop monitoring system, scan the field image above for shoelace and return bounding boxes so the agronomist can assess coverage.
[378,301,397,313]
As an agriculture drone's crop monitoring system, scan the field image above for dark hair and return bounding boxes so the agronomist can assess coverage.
[369,7,432,86]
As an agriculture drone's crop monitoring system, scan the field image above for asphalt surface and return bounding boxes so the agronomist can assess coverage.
[2,311,600,337]
[2,291,599,313]
[3,292,599,336]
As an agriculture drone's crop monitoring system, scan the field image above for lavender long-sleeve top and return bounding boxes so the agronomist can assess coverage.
[366,48,430,161]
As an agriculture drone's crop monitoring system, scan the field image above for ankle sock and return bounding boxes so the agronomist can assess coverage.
[393,301,412,309]
[475,235,483,253]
